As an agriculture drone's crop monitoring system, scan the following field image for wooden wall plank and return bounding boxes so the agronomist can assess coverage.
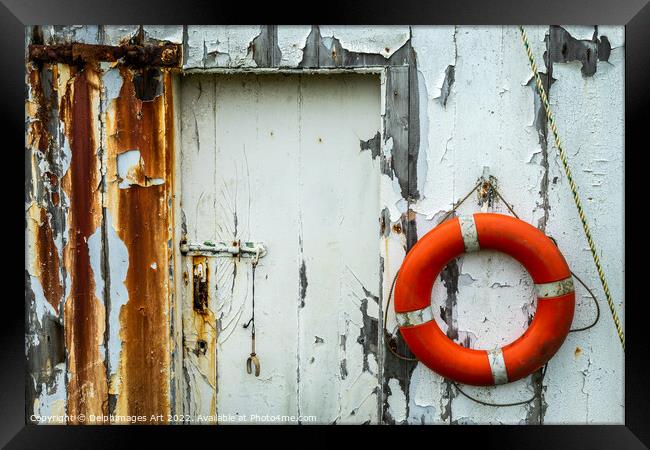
[297,74,381,423]
[543,26,625,424]
[179,74,218,422]
[210,74,301,420]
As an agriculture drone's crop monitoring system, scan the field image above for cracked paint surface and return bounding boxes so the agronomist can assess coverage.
[26,25,624,426]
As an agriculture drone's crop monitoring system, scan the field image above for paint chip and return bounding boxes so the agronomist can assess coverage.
[117,150,165,189]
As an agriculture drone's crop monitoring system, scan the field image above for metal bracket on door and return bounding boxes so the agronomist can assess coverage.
[180,240,267,262]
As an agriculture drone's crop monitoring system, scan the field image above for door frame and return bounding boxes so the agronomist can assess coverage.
[171,61,419,423]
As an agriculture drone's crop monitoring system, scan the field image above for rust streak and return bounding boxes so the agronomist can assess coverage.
[106,68,173,422]
[60,65,108,423]
[26,64,64,312]
[27,69,48,152]
[35,207,63,310]
[192,256,209,313]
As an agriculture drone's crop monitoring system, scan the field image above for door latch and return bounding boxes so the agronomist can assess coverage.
[180,239,267,263]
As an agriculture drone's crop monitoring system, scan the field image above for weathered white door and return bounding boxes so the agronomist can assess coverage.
[180,73,382,423]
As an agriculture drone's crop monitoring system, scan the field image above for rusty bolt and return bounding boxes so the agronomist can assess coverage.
[392,223,402,234]
[479,181,491,201]
[161,48,175,63]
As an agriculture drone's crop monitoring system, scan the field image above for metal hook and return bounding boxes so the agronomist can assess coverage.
[246,353,261,377]
[246,333,260,376]
[251,246,261,268]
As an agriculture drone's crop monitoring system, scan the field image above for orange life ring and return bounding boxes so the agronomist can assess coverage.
[394,213,575,386]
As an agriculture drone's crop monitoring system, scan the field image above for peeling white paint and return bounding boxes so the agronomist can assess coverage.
[277,26,313,67]
[411,26,456,100]
[599,26,624,49]
[88,227,105,308]
[117,150,164,189]
[105,211,130,379]
[103,68,123,103]
[102,25,140,46]
[28,275,57,329]
[42,25,100,45]
[32,363,67,424]
[543,27,624,425]
[88,226,106,360]
[143,25,184,44]
[387,378,407,423]
[117,150,142,189]
[185,26,260,69]
[408,363,441,423]
[319,26,410,59]
[410,26,457,217]
[380,172,404,223]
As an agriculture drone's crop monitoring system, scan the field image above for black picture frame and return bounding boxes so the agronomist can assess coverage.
[2,0,648,447]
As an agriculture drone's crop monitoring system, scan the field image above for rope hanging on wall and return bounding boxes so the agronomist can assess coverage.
[518,25,624,351]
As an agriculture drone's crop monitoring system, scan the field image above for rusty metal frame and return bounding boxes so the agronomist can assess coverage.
[28,42,182,67]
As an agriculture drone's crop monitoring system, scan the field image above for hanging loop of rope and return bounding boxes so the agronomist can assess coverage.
[518,25,624,351]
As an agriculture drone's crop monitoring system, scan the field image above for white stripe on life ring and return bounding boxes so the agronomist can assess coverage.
[487,348,509,385]
[459,215,480,253]
[396,306,434,327]
[535,277,574,298]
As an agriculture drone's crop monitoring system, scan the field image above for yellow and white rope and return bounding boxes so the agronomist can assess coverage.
[518,26,625,350]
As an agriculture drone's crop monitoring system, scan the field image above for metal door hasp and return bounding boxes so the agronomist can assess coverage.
[180,240,267,260]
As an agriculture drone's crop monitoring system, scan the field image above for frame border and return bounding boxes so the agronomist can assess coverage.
[3,0,648,447]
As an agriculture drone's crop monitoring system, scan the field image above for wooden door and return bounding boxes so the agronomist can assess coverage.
[180,73,382,424]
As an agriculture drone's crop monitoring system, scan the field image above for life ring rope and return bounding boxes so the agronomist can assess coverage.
[384,180,603,406]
